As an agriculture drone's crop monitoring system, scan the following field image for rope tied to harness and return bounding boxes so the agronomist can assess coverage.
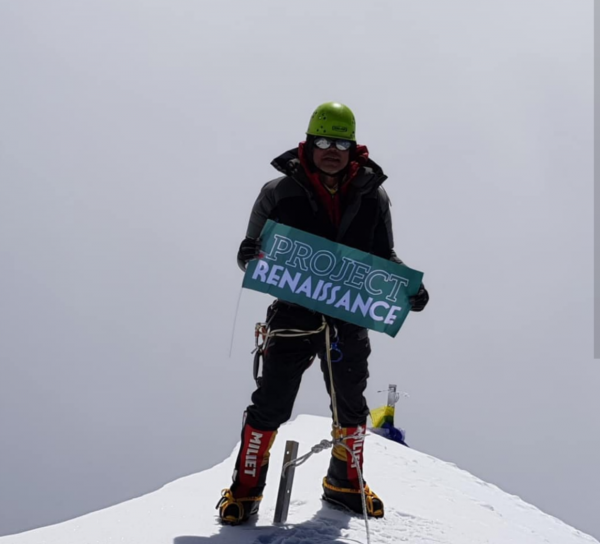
[254,311,371,544]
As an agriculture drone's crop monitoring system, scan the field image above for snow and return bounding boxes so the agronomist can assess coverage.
[1,415,597,544]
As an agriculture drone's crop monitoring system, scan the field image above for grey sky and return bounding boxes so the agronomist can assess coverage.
[0,0,596,539]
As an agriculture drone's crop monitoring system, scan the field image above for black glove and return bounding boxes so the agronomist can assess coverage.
[237,237,262,271]
[409,283,429,312]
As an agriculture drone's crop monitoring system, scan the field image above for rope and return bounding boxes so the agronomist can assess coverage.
[263,314,371,544]
[228,286,244,358]
[266,322,327,339]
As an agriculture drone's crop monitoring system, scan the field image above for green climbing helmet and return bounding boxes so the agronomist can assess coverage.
[306,102,356,141]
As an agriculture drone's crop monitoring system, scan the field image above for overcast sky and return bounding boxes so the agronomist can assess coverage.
[0,0,596,539]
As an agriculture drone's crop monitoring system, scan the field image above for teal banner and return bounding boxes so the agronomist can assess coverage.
[243,220,424,337]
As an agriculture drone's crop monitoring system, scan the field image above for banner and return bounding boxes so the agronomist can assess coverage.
[242,220,424,337]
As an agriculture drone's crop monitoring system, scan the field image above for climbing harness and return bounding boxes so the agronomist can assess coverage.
[251,306,334,388]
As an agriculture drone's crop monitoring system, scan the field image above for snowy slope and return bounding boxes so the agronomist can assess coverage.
[1,415,597,544]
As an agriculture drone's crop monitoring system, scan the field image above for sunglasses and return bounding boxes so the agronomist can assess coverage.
[314,137,353,151]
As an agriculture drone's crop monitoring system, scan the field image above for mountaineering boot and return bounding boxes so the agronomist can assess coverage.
[217,419,277,525]
[322,479,384,519]
[322,425,384,518]
[216,488,262,525]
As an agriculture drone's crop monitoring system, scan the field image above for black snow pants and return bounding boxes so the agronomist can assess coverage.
[245,300,371,431]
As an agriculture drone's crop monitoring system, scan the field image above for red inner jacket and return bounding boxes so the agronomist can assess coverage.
[298,142,369,228]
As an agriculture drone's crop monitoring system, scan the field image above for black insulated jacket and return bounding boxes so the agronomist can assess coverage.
[241,147,404,269]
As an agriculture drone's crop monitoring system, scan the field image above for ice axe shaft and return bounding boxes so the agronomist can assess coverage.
[273,440,299,524]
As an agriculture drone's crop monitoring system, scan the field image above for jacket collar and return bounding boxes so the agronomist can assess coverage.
[270,146,388,194]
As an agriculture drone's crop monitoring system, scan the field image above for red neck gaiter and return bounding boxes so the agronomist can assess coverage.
[297,142,369,228]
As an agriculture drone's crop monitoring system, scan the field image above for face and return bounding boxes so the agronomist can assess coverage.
[312,141,350,176]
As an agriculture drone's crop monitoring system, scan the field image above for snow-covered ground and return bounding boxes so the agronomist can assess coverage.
[1,415,597,544]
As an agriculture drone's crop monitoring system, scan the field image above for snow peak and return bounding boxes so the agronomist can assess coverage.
[243,431,263,477]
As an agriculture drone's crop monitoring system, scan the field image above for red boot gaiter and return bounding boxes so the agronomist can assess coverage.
[231,422,277,498]
[329,425,367,488]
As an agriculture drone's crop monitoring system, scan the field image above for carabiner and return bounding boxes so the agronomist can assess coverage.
[330,340,343,363]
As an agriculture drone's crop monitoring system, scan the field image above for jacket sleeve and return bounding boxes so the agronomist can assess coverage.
[373,187,404,265]
[245,178,280,240]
